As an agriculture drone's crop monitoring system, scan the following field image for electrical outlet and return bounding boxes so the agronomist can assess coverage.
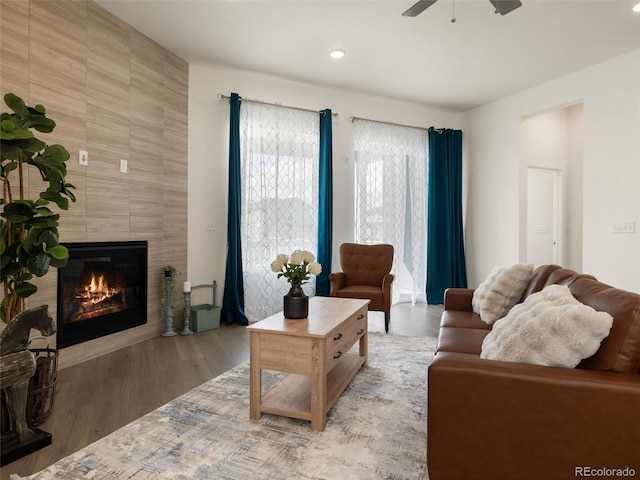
[205,221,215,231]
[120,159,128,174]
[79,150,88,166]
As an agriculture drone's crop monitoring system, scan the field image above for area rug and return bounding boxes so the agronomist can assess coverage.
[11,333,437,480]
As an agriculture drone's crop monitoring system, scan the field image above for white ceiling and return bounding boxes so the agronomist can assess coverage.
[95,0,640,112]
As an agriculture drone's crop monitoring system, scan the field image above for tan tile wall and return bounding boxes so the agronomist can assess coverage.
[0,0,188,368]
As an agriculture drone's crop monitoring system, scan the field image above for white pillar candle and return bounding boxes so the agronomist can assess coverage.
[183,281,191,292]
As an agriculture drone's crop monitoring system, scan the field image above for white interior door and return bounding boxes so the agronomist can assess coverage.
[527,168,560,266]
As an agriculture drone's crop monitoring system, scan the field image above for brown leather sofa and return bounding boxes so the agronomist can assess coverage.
[427,265,640,480]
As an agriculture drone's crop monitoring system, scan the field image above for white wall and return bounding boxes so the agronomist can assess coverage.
[187,64,460,305]
[462,49,640,291]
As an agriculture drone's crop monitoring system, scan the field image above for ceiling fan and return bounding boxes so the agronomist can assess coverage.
[403,0,522,17]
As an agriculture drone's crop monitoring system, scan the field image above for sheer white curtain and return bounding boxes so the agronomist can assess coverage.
[240,102,320,322]
[354,119,428,304]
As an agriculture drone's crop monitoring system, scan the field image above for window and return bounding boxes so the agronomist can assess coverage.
[354,119,428,304]
[240,102,320,321]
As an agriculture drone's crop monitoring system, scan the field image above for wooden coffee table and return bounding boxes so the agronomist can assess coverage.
[247,297,369,431]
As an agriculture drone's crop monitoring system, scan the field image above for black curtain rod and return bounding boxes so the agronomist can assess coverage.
[350,116,431,132]
[218,94,338,117]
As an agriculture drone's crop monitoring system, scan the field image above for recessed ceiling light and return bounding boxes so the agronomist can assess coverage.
[634,2,640,12]
[330,49,345,59]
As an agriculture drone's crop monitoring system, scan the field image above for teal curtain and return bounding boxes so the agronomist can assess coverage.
[221,93,249,325]
[426,127,467,304]
[316,109,333,296]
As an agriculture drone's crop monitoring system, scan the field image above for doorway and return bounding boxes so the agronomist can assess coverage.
[520,103,583,270]
[527,168,560,265]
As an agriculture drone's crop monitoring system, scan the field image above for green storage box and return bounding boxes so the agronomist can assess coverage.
[190,304,221,332]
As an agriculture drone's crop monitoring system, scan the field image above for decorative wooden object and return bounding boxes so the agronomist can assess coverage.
[0,306,56,465]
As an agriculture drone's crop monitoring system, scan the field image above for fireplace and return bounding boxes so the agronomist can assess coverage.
[56,241,148,349]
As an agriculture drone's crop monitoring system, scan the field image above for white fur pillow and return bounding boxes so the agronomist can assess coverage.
[472,263,534,324]
[480,284,613,368]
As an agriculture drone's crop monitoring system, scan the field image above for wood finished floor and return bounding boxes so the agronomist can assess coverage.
[1,303,443,479]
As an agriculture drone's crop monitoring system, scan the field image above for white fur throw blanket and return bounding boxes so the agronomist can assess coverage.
[481,284,613,368]
[472,263,534,325]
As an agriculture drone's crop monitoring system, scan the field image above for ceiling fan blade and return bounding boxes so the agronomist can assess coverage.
[402,0,438,17]
[488,0,522,15]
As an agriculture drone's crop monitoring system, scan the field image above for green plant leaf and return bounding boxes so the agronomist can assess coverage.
[27,253,50,277]
[34,206,56,217]
[21,234,41,255]
[26,215,59,229]
[17,271,33,282]
[7,128,35,140]
[4,93,28,116]
[14,281,38,298]
[38,229,59,247]
[1,119,15,132]
[1,202,34,223]
[44,244,67,260]
[49,255,68,268]
[43,144,69,162]
[14,137,46,155]
[1,144,21,161]
[1,261,21,278]
[40,190,69,210]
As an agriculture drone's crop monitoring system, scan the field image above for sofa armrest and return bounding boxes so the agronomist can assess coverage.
[443,288,475,311]
[427,352,640,480]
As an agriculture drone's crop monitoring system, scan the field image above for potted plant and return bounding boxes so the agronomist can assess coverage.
[1,93,75,446]
[1,92,76,324]
[271,249,322,319]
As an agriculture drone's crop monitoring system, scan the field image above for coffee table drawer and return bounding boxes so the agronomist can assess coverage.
[326,307,367,370]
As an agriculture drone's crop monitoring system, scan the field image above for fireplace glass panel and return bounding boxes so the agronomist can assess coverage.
[57,241,148,349]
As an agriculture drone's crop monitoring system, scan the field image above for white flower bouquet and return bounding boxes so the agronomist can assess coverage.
[271,249,322,288]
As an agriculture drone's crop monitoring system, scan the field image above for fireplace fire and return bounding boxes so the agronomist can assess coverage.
[71,272,125,320]
[57,241,148,349]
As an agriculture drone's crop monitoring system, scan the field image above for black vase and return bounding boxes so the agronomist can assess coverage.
[283,286,309,319]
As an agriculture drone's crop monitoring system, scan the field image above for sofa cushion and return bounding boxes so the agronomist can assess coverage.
[520,264,563,301]
[568,276,640,374]
[437,326,491,355]
[440,310,492,330]
[472,263,534,325]
[547,268,596,288]
[480,285,613,368]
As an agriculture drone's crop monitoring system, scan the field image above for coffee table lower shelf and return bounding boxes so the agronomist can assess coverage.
[260,353,365,421]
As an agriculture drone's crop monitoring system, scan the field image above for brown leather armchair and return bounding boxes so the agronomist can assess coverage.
[328,243,395,332]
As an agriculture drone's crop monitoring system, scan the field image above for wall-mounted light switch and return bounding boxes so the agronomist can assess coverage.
[120,159,128,173]
[79,150,88,166]
[612,222,635,233]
